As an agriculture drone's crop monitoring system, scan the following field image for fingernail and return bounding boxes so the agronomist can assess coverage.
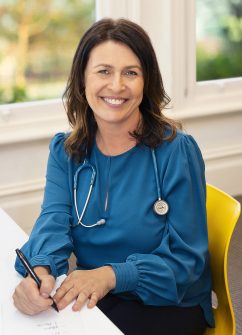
[72,305,80,312]
[41,293,49,298]
[58,303,63,309]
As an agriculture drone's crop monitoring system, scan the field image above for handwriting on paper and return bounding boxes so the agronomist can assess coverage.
[36,320,68,334]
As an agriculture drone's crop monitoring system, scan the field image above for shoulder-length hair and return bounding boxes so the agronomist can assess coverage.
[63,18,181,162]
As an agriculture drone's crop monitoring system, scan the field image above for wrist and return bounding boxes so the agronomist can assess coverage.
[33,266,50,276]
[104,266,116,290]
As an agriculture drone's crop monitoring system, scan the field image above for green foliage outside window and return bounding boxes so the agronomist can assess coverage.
[0,0,95,104]
[196,0,242,81]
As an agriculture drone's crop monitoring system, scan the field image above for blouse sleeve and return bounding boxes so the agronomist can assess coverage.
[108,134,209,305]
[14,133,74,278]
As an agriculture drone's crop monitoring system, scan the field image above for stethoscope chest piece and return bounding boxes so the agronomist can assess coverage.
[153,199,169,216]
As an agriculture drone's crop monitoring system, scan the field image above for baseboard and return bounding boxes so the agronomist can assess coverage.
[0,178,44,197]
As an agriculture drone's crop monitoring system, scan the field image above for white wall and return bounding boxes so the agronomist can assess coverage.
[0,102,68,233]
[0,138,49,234]
[1,0,241,233]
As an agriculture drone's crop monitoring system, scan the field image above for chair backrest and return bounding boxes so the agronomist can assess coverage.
[205,184,241,335]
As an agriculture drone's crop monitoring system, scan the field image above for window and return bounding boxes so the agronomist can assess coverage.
[0,0,95,105]
[1,0,241,136]
[196,0,242,82]
[165,0,242,115]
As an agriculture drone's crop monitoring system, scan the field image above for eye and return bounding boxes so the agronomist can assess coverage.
[125,70,138,76]
[98,69,110,75]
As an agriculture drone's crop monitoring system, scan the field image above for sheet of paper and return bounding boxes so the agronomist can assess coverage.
[2,276,73,335]
[1,275,123,335]
[2,299,89,335]
[0,208,122,334]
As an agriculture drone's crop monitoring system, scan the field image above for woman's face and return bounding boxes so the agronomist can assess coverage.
[84,40,144,129]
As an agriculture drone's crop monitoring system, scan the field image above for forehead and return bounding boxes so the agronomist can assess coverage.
[86,40,141,67]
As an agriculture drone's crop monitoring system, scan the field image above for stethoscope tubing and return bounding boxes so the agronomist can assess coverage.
[151,149,162,201]
[74,148,168,227]
[74,160,101,227]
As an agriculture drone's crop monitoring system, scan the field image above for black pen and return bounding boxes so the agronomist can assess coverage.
[15,248,59,312]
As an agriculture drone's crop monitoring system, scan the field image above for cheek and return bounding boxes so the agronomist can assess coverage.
[85,79,104,95]
[134,80,144,96]
[134,85,144,103]
[85,84,98,103]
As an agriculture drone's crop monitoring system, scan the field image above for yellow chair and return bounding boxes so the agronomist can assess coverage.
[205,184,241,335]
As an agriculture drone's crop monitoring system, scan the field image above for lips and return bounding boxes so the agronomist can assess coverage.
[102,97,127,105]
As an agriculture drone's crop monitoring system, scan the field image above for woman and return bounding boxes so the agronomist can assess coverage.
[14,18,214,335]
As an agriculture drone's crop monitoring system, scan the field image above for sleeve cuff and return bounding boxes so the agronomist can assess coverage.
[106,261,138,293]
[15,254,58,278]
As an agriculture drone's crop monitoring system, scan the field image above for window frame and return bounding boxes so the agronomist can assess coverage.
[0,1,98,144]
[0,98,67,144]
[174,0,242,117]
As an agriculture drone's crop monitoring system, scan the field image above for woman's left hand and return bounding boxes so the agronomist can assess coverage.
[53,266,116,311]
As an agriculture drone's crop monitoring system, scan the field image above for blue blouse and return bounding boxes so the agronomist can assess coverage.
[15,130,214,327]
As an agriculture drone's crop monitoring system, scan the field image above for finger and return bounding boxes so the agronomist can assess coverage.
[13,281,39,305]
[13,277,54,316]
[72,290,91,311]
[53,280,74,302]
[16,278,54,307]
[39,276,55,298]
[13,288,53,315]
[87,292,99,309]
[13,296,36,315]
[13,294,48,315]
[57,287,79,310]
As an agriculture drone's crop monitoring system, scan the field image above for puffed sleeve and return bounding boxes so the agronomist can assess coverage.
[109,134,209,305]
[15,133,74,278]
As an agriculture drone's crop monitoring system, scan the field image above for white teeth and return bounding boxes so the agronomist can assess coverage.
[103,97,125,105]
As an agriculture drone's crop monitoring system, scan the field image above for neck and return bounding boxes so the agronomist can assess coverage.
[96,114,141,156]
[96,130,137,156]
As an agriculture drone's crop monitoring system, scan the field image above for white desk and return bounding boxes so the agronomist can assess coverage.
[0,208,123,334]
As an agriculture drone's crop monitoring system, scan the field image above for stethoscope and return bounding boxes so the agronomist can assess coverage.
[73,148,169,228]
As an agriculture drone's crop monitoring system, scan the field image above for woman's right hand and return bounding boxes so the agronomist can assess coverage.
[13,267,56,315]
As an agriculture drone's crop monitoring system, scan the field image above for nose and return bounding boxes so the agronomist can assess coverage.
[108,73,125,92]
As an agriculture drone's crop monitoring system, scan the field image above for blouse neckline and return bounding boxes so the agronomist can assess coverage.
[93,139,140,159]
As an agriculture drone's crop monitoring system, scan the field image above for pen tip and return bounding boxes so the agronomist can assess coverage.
[52,302,59,312]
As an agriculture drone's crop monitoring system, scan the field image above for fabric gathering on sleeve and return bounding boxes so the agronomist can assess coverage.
[14,133,74,278]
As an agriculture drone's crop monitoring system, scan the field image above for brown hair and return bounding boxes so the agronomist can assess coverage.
[63,18,181,162]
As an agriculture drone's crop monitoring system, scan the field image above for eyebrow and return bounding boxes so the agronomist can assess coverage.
[94,64,142,70]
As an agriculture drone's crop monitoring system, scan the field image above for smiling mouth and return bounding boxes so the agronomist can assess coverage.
[102,97,127,105]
